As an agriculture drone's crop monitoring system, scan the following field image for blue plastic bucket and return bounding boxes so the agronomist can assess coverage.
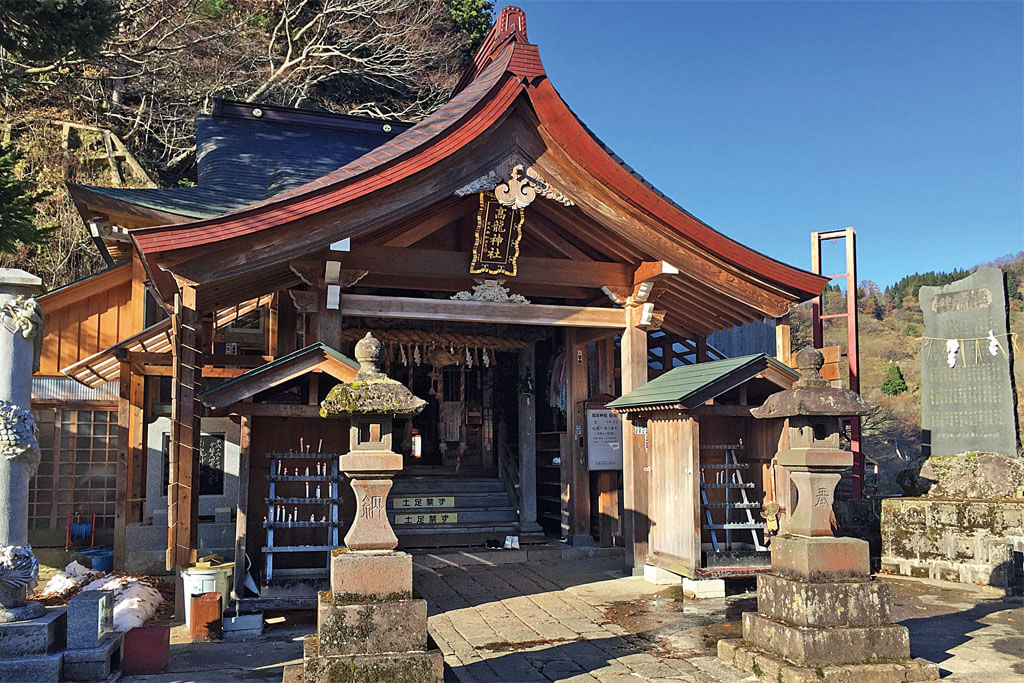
[83,548,113,572]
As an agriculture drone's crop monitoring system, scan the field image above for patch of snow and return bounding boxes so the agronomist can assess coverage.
[81,574,162,631]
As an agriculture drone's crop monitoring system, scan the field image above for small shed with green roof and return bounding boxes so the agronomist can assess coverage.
[608,354,798,580]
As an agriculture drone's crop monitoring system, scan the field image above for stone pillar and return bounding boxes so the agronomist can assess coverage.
[0,270,45,621]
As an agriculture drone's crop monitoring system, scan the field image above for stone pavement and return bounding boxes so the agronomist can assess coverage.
[414,554,754,682]
[118,550,1022,682]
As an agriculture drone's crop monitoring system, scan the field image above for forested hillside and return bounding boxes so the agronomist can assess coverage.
[0,0,493,287]
[784,252,1024,493]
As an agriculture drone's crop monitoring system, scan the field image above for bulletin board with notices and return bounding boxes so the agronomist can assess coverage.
[586,407,623,470]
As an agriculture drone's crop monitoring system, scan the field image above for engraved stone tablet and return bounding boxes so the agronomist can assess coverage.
[920,266,1019,456]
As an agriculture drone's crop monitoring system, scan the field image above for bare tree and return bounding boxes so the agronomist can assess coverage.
[11,0,472,182]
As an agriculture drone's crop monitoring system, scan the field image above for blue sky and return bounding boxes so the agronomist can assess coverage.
[494,1,1023,289]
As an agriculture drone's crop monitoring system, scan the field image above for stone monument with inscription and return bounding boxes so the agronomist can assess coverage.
[919,266,1019,457]
[286,332,443,682]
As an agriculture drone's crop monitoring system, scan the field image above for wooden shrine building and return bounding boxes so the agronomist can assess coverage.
[56,6,828,591]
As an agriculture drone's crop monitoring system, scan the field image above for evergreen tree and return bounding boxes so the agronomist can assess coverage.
[880,363,908,396]
[0,143,52,254]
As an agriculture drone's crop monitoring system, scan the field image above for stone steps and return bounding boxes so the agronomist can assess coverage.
[389,476,522,548]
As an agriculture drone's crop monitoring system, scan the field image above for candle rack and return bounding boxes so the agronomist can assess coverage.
[262,451,343,582]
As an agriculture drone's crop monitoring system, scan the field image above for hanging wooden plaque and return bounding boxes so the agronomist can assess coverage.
[470,193,524,277]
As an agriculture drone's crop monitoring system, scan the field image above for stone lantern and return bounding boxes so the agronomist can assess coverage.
[718,347,938,681]
[298,332,442,682]
[320,332,425,551]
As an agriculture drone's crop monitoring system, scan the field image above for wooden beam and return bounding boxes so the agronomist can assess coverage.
[381,196,468,248]
[126,352,273,368]
[211,403,323,418]
[341,246,632,290]
[140,366,250,379]
[633,260,680,287]
[340,294,626,328]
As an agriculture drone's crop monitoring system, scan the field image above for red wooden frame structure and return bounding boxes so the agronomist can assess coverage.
[810,227,863,499]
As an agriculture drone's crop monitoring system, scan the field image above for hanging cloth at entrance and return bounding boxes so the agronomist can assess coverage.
[548,351,567,413]
[439,402,462,441]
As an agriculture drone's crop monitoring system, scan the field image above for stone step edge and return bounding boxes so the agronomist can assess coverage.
[717,638,939,682]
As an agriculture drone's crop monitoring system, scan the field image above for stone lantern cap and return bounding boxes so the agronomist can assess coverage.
[320,332,427,417]
[751,346,872,419]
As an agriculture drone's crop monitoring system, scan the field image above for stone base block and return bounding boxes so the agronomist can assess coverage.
[316,597,427,656]
[62,630,124,681]
[742,612,910,667]
[682,577,725,599]
[771,535,870,581]
[0,606,66,656]
[330,550,412,599]
[718,638,939,682]
[757,573,892,627]
[643,564,681,585]
[302,634,443,683]
[0,650,63,682]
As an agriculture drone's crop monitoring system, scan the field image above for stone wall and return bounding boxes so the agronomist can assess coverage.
[881,497,1024,588]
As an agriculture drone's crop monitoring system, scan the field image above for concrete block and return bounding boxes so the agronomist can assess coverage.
[681,577,724,599]
[330,550,412,598]
[642,564,681,586]
[67,590,113,650]
[0,606,66,656]
[214,506,232,524]
[742,612,910,667]
[62,631,123,681]
[0,650,63,681]
[223,612,263,641]
[721,639,937,683]
[316,598,427,656]
[756,573,891,628]
[771,534,870,581]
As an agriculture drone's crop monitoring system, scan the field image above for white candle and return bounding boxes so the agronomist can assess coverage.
[315,485,321,499]
[305,466,310,477]
[305,481,310,498]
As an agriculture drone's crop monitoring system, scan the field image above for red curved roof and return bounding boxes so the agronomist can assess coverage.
[132,6,827,304]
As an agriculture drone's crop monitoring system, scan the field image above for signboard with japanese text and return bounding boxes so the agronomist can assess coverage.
[586,408,623,470]
[470,193,524,276]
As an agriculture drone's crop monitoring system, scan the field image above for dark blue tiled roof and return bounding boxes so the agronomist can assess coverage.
[80,101,412,220]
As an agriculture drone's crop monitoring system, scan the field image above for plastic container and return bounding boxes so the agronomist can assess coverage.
[122,624,170,674]
[181,563,233,630]
[84,548,113,572]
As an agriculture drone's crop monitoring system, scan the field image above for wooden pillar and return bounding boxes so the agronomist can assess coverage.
[680,415,701,572]
[115,359,146,570]
[776,323,792,365]
[168,285,204,572]
[620,306,649,570]
[232,415,251,602]
[276,291,298,356]
[564,329,592,545]
[696,336,709,363]
[595,338,620,547]
[115,360,130,570]
[518,345,540,534]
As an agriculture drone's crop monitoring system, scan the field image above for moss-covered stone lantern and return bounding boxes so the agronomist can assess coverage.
[719,346,938,681]
[320,332,426,550]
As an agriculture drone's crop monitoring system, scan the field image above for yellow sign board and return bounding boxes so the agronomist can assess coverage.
[392,496,455,509]
[394,512,458,525]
